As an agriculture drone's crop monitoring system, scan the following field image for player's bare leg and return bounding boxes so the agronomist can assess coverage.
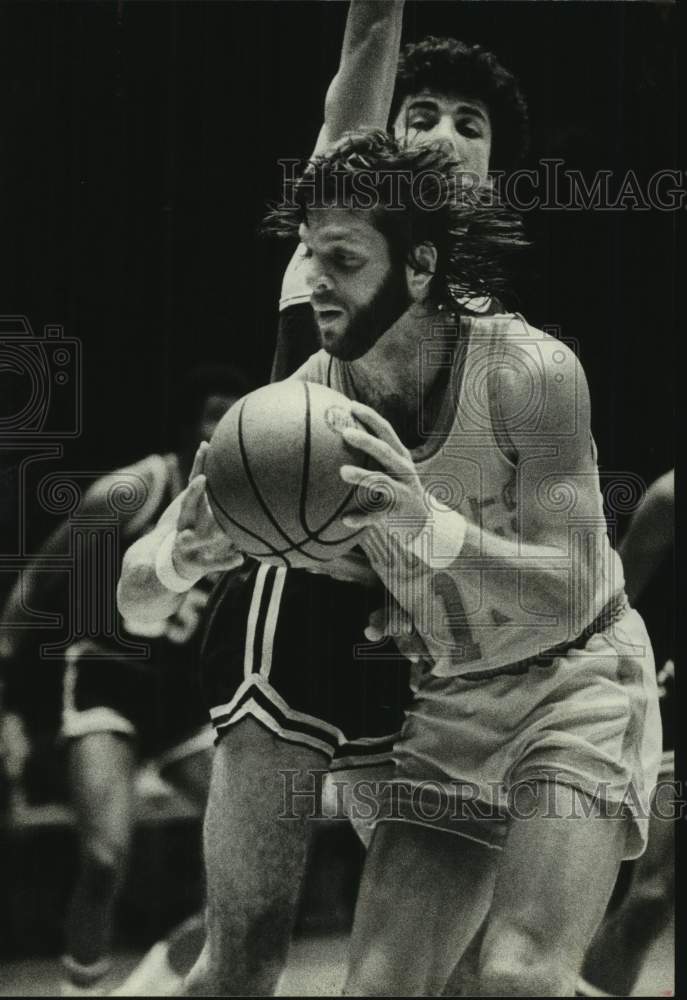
[580,802,674,996]
[345,782,626,997]
[182,717,325,996]
[472,782,625,997]
[111,748,213,996]
[441,921,487,996]
[344,822,497,996]
[64,732,136,986]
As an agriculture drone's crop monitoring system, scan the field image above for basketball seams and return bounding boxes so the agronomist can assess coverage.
[206,476,346,564]
[238,397,301,551]
[206,477,337,564]
[206,382,364,566]
[298,381,363,545]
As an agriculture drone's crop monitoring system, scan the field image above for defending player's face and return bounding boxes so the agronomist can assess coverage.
[393,91,492,183]
[299,210,410,361]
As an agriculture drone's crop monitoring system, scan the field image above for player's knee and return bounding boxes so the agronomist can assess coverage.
[477,927,574,997]
[343,952,406,996]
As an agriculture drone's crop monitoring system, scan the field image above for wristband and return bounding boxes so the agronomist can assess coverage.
[405,503,467,569]
[429,503,468,565]
[154,530,204,594]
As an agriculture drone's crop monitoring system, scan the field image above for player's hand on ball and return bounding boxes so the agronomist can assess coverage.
[339,402,427,530]
[172,443,245,580]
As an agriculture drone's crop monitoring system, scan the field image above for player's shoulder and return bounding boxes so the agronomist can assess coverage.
[485,314,589,438]
[493,313,587,391]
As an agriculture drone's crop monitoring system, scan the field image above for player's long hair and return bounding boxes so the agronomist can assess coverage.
[264,129,528,307]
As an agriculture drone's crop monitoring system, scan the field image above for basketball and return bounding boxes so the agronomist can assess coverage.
[204,380,374,567]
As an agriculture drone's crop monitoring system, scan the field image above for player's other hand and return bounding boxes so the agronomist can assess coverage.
[365,600,428,664]
[306,549,378,586]
[172,443,245,579]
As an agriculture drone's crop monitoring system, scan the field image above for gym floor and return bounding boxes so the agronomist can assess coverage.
[0,921,674,997]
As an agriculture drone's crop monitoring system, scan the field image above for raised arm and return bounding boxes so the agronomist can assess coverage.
[271,2,405,381]
[312,0,405,157]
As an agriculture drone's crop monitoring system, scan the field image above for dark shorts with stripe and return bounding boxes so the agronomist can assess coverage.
[200,562,412,770]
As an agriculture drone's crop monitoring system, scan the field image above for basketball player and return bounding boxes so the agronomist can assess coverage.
[579,469,675,997]
[273,31,529,380]
[117,9,541,994]
[285,132,662,996]
[123,129,660,995]
[0,365,248,994]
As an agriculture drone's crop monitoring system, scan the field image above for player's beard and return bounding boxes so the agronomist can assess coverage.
[319,265,411,362]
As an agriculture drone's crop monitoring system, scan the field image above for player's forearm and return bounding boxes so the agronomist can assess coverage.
[322,0,404,144]
[459,521,598,643]
[0,521,72,660]
[117,491,189,622]
[419,508,600,645]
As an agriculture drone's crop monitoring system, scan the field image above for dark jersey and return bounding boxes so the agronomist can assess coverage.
[634,552,674,752]
[66,453,215,672]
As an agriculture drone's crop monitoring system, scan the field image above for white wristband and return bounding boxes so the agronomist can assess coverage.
[406,503,467,569]
[429,503,468,566]
[154,530,204,594]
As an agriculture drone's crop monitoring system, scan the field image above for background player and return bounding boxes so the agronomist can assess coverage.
[0,365,248,994]
[579,469,675,997]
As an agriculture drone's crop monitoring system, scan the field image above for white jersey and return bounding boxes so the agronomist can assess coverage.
[295,313,625,677]
[279,244,311,312]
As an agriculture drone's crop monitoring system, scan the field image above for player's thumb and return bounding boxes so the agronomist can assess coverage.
[188,441,208,483]
[177,475,206,532]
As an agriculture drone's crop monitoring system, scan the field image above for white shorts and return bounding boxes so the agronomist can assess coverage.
[356,605,662,860]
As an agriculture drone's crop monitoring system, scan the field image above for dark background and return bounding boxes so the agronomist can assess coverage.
[0,0,680,968]
[0,0,679,544]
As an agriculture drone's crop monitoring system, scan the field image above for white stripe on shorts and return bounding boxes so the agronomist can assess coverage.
[259,567,287,679]
[243,564,269,678]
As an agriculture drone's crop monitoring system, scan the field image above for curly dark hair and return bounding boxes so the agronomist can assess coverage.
[391,36,529,171]
[264,129,527,306]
